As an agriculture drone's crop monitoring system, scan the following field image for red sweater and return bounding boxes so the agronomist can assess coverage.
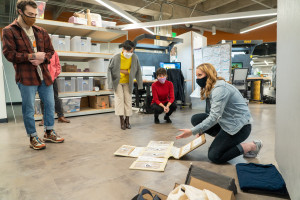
[151,80,175,105]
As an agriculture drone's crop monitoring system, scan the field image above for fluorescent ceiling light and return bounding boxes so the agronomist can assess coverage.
[94,0,154,34]
[119,9,277,30]
[240,17,277,34]
[264,60,268,65]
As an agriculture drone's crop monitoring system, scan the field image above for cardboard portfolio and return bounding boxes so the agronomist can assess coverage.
[114,135,206,172]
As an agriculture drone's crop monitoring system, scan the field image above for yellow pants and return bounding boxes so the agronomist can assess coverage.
[114,83,132,116]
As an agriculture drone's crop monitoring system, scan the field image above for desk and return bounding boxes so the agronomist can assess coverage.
[134,80,155,108]
[247,77,271,102]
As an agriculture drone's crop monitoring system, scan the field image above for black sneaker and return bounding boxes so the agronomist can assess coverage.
[154,117,160,124]
[164,115,172,123]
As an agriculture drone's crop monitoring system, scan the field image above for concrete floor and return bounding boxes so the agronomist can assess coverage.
[0,104,288,200]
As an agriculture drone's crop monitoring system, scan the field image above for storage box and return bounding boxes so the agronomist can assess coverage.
[57,77,76,93]
[89,58,105,72]
[68,16,87,25]
[34,99,42,115]
[102,20,117,28]
[134,186,167,200]
[80,97,89,108]
[109,95,115,108]
[61,97,81,113]
[90,13,102,27]
[89,96,109,109]
[71,36,91,52]
[91,43,101,53]
[35,1,46,19]
[188,177,235,200]
[51,35,70,51]
[76,77,93,92]
[62,64,77,72]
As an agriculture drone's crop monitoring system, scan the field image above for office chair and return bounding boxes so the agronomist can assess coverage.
[232,68,249,98]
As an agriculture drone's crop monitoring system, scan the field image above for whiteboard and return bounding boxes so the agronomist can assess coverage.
[194,43,231,81]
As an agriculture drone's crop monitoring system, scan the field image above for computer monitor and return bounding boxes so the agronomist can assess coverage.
[159,62,181,70]
[142,66,156,76]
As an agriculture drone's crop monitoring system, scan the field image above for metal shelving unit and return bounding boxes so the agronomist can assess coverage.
[34,108,115,120]
[36,19,128,42]
[58,90,113,98]
[56,51,113,61]
[58,72,107,77]
[33,19,125,120]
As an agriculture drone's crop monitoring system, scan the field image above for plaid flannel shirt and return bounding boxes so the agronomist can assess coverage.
[2,20,54,86]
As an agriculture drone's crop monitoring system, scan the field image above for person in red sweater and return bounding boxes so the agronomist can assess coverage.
[151,68,177,124]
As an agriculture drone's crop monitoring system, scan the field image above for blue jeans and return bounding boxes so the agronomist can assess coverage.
[191,113,251,164]
[17,81,55,137]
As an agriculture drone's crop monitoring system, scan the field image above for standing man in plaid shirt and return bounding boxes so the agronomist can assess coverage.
[2,0,64,150]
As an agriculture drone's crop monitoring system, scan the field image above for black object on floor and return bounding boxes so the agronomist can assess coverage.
[236,163,289,197]
[185,164,237,194]
[132,189,161,200]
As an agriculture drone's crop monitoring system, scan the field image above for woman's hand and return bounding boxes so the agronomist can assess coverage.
[164,106,169,113]
[120,69,129,75]
[176,129,193,139]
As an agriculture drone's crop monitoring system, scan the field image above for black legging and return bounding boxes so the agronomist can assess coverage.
[151,102,177,117]
[191,113,251,164]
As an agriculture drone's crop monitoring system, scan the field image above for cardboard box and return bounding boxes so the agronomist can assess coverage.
[80,97,89,108]
[136,186,167,200]
[62,64,77,72]
[89,96,109,109]
[189,176,235,200]
[173,179,235,200]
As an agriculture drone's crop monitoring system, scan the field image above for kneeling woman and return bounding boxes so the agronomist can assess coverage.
[151,68,177,124]
[176,63,262,164]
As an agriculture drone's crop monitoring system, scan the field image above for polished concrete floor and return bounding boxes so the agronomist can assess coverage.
[0,104,288,200]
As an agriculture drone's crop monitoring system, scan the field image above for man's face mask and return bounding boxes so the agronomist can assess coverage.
[20,11,36,27]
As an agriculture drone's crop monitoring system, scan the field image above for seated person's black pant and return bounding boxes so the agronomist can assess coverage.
[151,102,177,117]
[191,113,251,164]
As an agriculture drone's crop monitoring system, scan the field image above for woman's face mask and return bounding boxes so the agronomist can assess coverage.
[123,51,133,59]
[158,77,167,84]
[196,76,207,88]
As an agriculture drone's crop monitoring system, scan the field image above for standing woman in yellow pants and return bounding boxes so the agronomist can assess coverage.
[107,40,143,130]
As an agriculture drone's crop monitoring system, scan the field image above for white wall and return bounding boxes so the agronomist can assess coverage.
[176,31,207,104]
[2,54,22,103]
[276,0,300,199]
[0,41,8,121]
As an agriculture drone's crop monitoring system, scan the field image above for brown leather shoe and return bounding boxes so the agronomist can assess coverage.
[125,116,131,129]
[58,116,70,123]
[39,119,44,126]
[120,116,126,130]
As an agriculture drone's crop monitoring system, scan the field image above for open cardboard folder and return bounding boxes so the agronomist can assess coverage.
[114,135,206,171]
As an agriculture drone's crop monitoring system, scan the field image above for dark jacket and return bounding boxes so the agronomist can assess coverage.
[167,69,185,103]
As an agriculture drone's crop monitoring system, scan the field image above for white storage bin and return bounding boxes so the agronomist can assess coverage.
[109,95,114,108]
[76,77,93,92]
[91,43,101,53]
[71,36,91,52]
[51,35,70,51]
[61,97,81,113]
[89,58,106,72]
[65,77,76,92]
[34,99,42,115]
[76,77,84,92]
[90,13,102,27]
[57,77,65,92]
[102,20,116,28]
[57,77,76,92]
